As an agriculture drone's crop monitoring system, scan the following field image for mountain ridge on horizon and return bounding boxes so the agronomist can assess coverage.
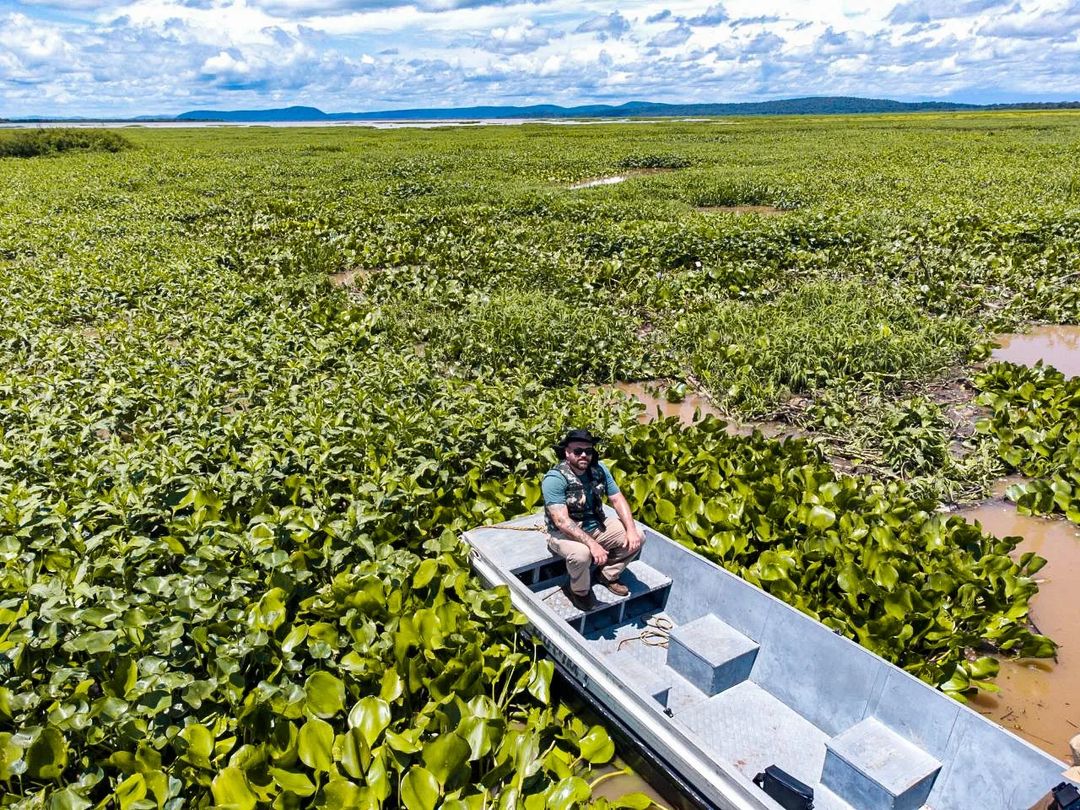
[7,96,1080,123]
[173,96,1080,122]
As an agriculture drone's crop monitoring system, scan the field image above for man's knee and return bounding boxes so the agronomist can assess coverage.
[598,522,626,549]
[564,545,592,568]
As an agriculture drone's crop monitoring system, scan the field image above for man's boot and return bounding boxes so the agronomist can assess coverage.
[567,588,598,611]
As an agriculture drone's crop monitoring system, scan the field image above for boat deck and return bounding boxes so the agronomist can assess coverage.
[591,617,830,782]
[466,511,1075,810]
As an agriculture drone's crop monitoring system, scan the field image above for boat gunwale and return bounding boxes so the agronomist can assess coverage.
[464,509,1077,809]
[466,528,783,810]
[604,511,1070,768]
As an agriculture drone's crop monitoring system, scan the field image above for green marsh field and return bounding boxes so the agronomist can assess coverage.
[2,113,1079,807]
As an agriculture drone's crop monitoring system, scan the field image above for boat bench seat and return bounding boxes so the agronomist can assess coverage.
[821,717,941,810]
[514,552,568,588]
[466,518,558,582]
[533,560,672,634]
[667,614,759,696]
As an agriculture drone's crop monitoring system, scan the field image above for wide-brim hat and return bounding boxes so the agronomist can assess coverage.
[554,428,601,459]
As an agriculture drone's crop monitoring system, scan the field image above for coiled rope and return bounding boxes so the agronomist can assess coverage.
[617,615,673,650]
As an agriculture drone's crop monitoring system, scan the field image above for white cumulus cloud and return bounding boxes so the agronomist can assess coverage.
[648,24,693,47]
[482,19,561,53]
[2,0,1079,117]
[201,50,251,76]
[575,11,631,39]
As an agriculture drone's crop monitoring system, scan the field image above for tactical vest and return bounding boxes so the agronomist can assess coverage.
[544,461,608,533]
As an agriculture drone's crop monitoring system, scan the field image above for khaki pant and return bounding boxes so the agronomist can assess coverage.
[547,520,642,596]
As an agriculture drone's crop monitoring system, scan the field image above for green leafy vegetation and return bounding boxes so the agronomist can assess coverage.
[797,385,1005,503]
[606,419,1051,696]
[688,179,798,210]
[976,361,1080,522]
[667,281,976,414]
[616,154,691,170]
[1,112,1078,804]
[0,128,131,158]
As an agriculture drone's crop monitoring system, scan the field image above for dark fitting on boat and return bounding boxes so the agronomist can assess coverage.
[1051,782,1080,810]
[752,765,814,810]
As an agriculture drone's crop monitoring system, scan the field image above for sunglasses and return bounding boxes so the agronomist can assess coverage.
[566,447,595,457]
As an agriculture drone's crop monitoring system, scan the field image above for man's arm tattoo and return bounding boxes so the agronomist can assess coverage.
[553,511,595,545]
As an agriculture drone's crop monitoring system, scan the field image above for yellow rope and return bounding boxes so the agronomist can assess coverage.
[617,615,673,650]
[490,519,546,532]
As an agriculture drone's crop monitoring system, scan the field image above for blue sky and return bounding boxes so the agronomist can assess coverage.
[1,0,1079,117]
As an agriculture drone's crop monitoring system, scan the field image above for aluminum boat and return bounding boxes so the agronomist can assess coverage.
[463,509,1078,810]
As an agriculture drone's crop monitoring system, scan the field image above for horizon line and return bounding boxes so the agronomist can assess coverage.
[7,95,1080,123]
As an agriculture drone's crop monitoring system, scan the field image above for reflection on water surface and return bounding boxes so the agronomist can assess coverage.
[569,176,629,189]
[568,168,678,190]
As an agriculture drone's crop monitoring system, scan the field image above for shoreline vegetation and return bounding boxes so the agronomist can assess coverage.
[0,128,132,158]
[1,111,1078,804]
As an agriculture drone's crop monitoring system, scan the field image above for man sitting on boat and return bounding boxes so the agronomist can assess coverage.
[543,429,644,611]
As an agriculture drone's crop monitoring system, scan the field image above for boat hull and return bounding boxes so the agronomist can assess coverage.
[464,511,1076,810]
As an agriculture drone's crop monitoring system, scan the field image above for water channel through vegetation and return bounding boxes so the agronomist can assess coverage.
[959,499,1080,759]
[604,381,791,438]
[973,326,1080,760]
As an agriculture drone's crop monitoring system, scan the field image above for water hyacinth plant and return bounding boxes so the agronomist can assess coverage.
[1,112,1078,804]
[976,361,1080,522]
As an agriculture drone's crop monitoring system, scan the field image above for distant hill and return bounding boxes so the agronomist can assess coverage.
[13,97,1080,125]
[344,97,985,120]
[178,105,330,122]
[178,97,991,122]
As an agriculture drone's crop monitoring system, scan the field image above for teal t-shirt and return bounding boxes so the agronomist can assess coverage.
[542,462,620,533]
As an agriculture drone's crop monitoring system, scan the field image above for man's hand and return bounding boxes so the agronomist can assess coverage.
[549,504,601,555]
[610,492,643,555]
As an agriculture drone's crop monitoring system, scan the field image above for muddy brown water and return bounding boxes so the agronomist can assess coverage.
[608,381,723,424]
[992,325,1080,378]
[328,269,359,287]
[956,500,1080,761]
[602,382,791,438]
[978,326,1080,757]
[590,760,670,807]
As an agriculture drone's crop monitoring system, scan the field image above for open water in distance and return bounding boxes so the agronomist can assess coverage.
[569,176,629,189]
[0,118,668,130]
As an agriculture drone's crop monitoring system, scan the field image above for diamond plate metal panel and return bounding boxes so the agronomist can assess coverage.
[674,680,830,787]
